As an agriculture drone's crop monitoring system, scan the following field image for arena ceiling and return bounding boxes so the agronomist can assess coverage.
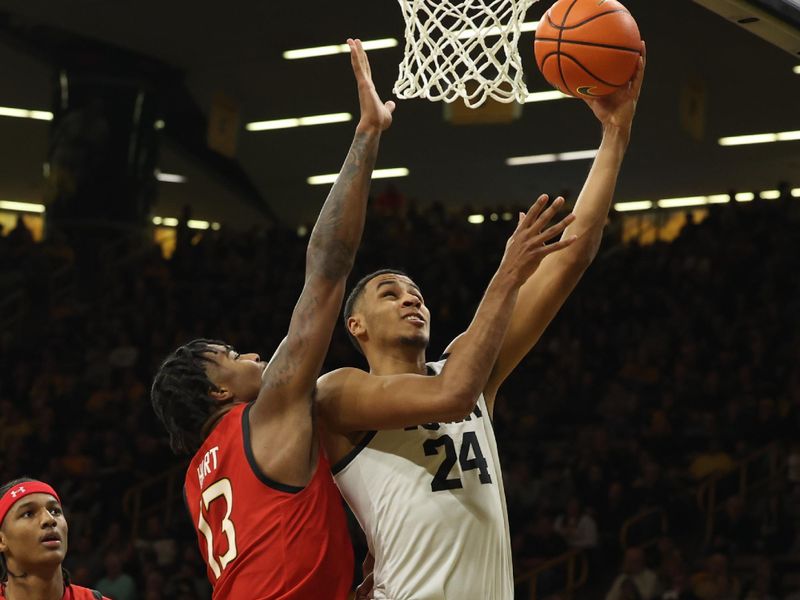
[0,0,798,227]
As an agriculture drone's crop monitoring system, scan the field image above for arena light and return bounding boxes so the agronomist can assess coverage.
[506,153,556,166]
[155,170,187,183]
[657,196,708,208]
[719,133,776,146]
[524,90,570,103]
[506,149,597,166]
[735,192,754,202]
[559,149,598,161]
[707,194,730,204]
[793,188,800,198]
[307,167,409,185]
[0,106,53,121]
[153,216,216,230]
[283,38,398,60]
[614,200,653,212]
[760,190,781,200]
[457,20,539,39]
[794,66,800,74]
[154,119,166,130]
[0,200,46,213]
[718,129,800,146]
[467,214,485,224]
[246,112,352,131]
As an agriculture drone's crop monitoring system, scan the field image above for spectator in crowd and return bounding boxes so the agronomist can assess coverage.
[691,553,740,600]
[95,553,137,600]
[689,439,735,482]
[606,547,660,600]
[554,497,598,551]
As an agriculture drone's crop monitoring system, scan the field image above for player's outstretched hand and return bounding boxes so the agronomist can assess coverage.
[349,38,395,133]
[583,40,646,133]
[499,195,577,286]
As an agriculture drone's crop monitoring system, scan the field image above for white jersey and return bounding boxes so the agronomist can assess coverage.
[332,359,513,599]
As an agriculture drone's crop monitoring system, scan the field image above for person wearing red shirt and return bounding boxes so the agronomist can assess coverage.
[0,478,109,600]
[150,39,394,599]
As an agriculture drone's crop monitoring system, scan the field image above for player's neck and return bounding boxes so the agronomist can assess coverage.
[366,345,427,376]
[4,565,64,600]
[202,400,243,438]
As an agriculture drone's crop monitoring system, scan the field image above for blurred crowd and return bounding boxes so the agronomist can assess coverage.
[0,187,798,599]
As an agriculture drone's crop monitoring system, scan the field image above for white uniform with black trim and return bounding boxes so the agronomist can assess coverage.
[332,359,514,599]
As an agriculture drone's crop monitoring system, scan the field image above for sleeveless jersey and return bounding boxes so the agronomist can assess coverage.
[184,402,354,600]
[332,359,514,599]
[0,583,107,599]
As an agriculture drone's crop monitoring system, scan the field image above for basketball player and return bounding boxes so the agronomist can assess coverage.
[150,39,394,598]
[317,46,646,599]
[0,478,109,600]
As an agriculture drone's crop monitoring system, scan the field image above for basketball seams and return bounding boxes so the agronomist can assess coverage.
[559,52,628,87]
[546,9,632,30]
[555,0,581,98]
[540,51,627,90]
[534,37,642,54]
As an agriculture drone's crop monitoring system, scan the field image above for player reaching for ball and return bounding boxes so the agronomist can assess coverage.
[317,44,645,600]
[150,40,394,599]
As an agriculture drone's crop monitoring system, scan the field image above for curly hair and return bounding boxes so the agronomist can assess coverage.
[343,269,409,354]
[151,338,231,455]
[0,478,71,585]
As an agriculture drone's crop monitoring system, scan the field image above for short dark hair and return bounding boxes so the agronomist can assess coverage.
[0,477,70,585]
[343,269,409,353]
[151,339,231,455]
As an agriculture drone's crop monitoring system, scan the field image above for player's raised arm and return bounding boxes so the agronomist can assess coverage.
[255,40,395,409]
[318,198,577,432]
[479,43,646,410]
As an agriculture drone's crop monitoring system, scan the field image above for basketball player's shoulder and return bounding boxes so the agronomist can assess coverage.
[426,352,451,374]
[68,584,110,599]
[317,367,368,395]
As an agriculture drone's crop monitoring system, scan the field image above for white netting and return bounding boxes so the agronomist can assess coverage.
[394,0,537,108]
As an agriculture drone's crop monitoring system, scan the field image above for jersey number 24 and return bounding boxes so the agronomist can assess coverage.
[423,432,492,492]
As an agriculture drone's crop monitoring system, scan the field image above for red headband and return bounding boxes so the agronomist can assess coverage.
[0,481,61,527]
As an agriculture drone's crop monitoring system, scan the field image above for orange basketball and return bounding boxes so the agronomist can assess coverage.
[534,0,641,98]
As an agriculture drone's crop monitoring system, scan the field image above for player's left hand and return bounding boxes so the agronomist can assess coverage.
[349,38,395,133]
[583,40,645,133]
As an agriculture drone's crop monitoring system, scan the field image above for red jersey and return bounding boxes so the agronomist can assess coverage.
[0,583,108,599]
[184,402,353,600]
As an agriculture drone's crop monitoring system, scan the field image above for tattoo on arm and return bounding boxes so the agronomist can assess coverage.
[259,132,379,396]
[307,132,378,281]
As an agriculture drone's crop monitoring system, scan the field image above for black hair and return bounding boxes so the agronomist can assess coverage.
[343,269,409,353]
[151,338,231,455]
[0,478,70,585]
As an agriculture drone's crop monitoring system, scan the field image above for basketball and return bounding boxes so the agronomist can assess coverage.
[534,0,642,98]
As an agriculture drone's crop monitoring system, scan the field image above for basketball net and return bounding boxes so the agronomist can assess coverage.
[394,0,538,108]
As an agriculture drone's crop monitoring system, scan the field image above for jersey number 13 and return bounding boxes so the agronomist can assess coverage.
[197,478,239,578]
